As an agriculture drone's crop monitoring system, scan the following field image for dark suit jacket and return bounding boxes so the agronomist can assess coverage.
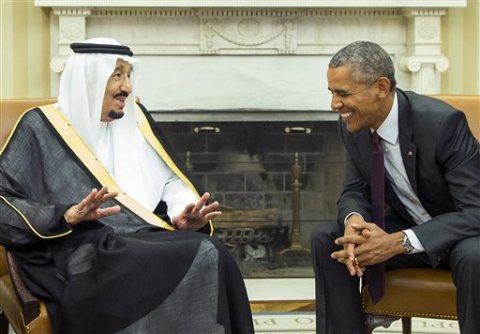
[337,89,480,267]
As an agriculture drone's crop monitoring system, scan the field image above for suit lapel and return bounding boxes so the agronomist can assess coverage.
[397,90,418,195]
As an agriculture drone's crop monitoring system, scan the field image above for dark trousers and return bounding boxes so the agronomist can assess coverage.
[310,218,480,334]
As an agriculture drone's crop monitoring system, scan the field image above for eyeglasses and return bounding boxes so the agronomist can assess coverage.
[329,78,378,99]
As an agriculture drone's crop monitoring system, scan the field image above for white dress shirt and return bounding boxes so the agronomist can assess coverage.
[375,93,430,253]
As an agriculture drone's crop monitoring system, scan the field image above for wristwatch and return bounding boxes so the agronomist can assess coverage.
[402,233,415,254]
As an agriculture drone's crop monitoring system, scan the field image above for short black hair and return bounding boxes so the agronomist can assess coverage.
[329,41,396,91]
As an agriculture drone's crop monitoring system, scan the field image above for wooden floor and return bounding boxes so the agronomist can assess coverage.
[246,277,315,312]
[250,299,315,312]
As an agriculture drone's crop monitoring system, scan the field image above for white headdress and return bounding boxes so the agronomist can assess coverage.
[57,37,171,211]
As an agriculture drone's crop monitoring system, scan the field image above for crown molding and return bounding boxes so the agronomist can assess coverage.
[35,0,467,8]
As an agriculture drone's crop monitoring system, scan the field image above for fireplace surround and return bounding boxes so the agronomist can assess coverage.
[35,0,466,276]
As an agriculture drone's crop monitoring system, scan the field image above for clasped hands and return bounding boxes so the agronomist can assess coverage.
[331,215,403,277]
[63,186,221,230]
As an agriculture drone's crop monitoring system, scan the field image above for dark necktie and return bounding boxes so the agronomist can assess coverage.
[368,131,385,304]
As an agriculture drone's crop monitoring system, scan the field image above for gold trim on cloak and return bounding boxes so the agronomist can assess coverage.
[0,195,73,239]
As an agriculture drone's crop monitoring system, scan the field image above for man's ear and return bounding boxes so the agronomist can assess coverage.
[376,77,391,98]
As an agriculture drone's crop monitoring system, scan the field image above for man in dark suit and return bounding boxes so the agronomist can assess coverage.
[310,41,480,333]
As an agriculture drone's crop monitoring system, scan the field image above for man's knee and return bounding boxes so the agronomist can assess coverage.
[310,220,342,252]
[450,236,480,272]
[450,237,480,288]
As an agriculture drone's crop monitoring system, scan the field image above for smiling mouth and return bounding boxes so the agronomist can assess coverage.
[114,95,127,110]
[340,110,353,120]
[114,92,128,105]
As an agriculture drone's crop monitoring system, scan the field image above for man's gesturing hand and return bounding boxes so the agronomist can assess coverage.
[63,186,121,225]
[172,192,222,231]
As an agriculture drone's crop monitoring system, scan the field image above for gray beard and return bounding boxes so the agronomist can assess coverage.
[108,110,125,120]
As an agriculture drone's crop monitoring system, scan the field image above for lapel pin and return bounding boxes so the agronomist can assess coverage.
[408,151,413,156]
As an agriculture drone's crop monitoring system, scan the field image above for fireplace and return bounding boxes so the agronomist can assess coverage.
[154,114,345,277]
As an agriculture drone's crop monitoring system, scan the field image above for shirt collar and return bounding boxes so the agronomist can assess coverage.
[372,92,398,145]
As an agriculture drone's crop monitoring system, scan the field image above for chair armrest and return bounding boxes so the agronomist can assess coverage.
[6,252,41,325]
[0,247,7,277]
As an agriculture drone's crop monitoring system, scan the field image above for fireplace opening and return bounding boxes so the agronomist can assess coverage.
[156,117,346,277]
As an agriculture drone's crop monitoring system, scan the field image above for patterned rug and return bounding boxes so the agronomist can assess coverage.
[253,313,460,333]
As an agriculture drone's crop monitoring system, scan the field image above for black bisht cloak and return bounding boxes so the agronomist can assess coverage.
[0,103,254,334]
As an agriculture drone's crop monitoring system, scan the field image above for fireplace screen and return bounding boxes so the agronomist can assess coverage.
[156,118,345,278]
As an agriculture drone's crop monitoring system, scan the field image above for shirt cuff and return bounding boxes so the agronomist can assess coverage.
[344,212,364,225]
[403,229,425,254]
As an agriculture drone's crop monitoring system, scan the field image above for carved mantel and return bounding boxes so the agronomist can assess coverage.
[35,0,466,112]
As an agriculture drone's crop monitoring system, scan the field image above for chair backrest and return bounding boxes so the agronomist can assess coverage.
[433,95,480,140]
[0,98,56,148]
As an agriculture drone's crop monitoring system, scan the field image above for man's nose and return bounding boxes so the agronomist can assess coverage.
[331,95,343,111]
[121,76,132,94]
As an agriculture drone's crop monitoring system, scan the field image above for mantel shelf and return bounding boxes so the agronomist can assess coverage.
[150,109,339,122]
